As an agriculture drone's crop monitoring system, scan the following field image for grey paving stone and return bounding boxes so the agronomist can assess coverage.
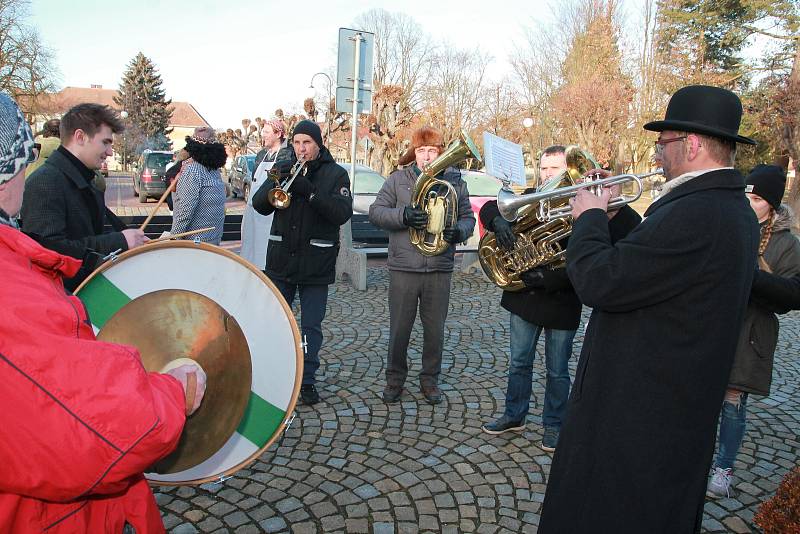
[157,272,799,534]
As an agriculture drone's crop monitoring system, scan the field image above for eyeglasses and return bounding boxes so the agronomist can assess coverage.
[654,135,687,154]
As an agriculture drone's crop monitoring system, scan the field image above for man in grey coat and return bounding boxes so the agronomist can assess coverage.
[369,127,475,405]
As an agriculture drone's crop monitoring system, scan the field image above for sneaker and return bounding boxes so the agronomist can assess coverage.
[300,384,320,405]
[482,416,525,435]
[383,385,403,403]
[421,383,443,405]
[707,467,732,498]
[541,426,559,452]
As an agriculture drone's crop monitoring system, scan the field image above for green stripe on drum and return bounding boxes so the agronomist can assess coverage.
[237,391,286,446]
[80,274,131,328]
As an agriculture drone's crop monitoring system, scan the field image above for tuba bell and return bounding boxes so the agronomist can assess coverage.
[479,146,658,291]
[409,130,482,256]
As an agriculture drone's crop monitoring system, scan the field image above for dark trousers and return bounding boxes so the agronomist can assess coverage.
[272,279,329,385]
[387,270,452,388]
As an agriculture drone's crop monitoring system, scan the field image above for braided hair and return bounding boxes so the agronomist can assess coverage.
[757,209,775,273]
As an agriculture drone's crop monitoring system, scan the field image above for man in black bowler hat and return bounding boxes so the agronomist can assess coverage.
[539,85,761,533]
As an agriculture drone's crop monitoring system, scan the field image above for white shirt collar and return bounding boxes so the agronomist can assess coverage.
[658,167,733,197]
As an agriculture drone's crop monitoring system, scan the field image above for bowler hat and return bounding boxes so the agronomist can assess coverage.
[644,85,756,145]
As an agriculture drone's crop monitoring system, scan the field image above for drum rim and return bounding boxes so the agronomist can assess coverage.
[76,241,303,486]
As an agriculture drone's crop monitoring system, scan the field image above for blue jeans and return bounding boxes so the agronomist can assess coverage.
[715,391,748,470]
[504,313,576,427]
[271,280,329,385]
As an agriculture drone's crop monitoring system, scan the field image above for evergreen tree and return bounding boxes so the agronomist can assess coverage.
[114,52,173,155]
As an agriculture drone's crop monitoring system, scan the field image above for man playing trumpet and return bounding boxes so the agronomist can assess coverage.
[252,120,352,406]
[540,85,760,533]
[480,145,640,451]
[369,127,474,404]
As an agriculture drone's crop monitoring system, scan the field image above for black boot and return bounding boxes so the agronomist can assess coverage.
[300,384,320,405]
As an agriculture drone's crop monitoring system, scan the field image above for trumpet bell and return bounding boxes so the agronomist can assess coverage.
[267,187,291,209]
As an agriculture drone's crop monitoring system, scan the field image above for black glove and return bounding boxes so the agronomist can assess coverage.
[403,206,428,229]
[290,174,316,198]
[521,268,547,289]
[442,227,461,244]
[271,159,294,182]
[492,216,516,250]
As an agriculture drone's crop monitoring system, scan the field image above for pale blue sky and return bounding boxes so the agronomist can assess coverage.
[28,1,575,127]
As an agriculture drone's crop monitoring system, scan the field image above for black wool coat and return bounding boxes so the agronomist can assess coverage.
[480,199,641,330]
[539,169,760,534]
[20,148,128,292]
[252,147,352,285]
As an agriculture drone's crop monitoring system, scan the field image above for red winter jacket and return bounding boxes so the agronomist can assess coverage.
[0,225,186,533]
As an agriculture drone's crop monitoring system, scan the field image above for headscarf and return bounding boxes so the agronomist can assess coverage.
[0,93,35,184]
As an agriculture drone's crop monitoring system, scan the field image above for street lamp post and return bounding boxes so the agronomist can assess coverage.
[309,72,333,146]
[120,110,129,172]
[522,117,536,187]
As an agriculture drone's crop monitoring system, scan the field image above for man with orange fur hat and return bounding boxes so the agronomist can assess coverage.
[369,127,474,404]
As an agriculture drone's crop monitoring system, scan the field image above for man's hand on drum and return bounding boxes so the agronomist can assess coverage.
[164,362,208,416]
[122,228,150,249]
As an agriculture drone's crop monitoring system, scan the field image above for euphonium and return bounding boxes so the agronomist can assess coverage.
[266,158,307,209]
[479,146,658,291]
[409,130,482,256]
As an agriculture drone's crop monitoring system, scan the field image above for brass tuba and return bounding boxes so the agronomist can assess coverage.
[409,130,482,256]
[479,146,656,291]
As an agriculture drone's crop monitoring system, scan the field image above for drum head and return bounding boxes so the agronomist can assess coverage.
[75,242,302,485]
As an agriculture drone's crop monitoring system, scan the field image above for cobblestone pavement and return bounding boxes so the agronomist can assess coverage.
[155,265,799,533]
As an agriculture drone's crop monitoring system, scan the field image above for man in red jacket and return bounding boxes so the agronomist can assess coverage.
[0,93,207,533]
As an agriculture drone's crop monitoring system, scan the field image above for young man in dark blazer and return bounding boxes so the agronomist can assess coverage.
[21,103,146,291]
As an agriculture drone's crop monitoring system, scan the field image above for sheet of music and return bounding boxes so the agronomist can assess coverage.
[483,132,526,186]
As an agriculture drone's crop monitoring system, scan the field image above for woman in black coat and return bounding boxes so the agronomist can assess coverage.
[707,165,800,498]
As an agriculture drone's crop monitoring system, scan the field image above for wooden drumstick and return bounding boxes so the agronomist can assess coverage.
[139,179,177,232]
[146,227,215,245]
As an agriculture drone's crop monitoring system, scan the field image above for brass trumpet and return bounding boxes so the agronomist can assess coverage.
[497,170,658,223]
[266,158,307,209]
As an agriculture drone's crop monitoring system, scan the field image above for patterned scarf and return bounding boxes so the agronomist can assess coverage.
[0,93,35,184]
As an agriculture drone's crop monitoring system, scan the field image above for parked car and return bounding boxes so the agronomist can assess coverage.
[132,150,172,203]
[337,163,387,215]
[100,158,109,177]
[458,170,504,251]
[228,154,257,200]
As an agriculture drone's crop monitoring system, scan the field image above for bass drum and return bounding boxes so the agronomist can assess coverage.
[75,241,302,485]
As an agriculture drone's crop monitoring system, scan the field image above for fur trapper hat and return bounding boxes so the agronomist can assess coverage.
[398,127,444,166]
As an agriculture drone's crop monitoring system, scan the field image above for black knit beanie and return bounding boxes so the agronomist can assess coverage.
[292,120,323,149]
[746,164,786,210]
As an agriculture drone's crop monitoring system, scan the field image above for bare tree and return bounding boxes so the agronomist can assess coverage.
[549,0,634,168]
[350,9,437,172]
[353,8,435,109]
[424,46,491,145]
[0,0,57,109]
[510,11,568,156]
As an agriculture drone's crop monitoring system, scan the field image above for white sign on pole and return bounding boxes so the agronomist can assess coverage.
[483,132,527,186]
[335,28,374,115]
